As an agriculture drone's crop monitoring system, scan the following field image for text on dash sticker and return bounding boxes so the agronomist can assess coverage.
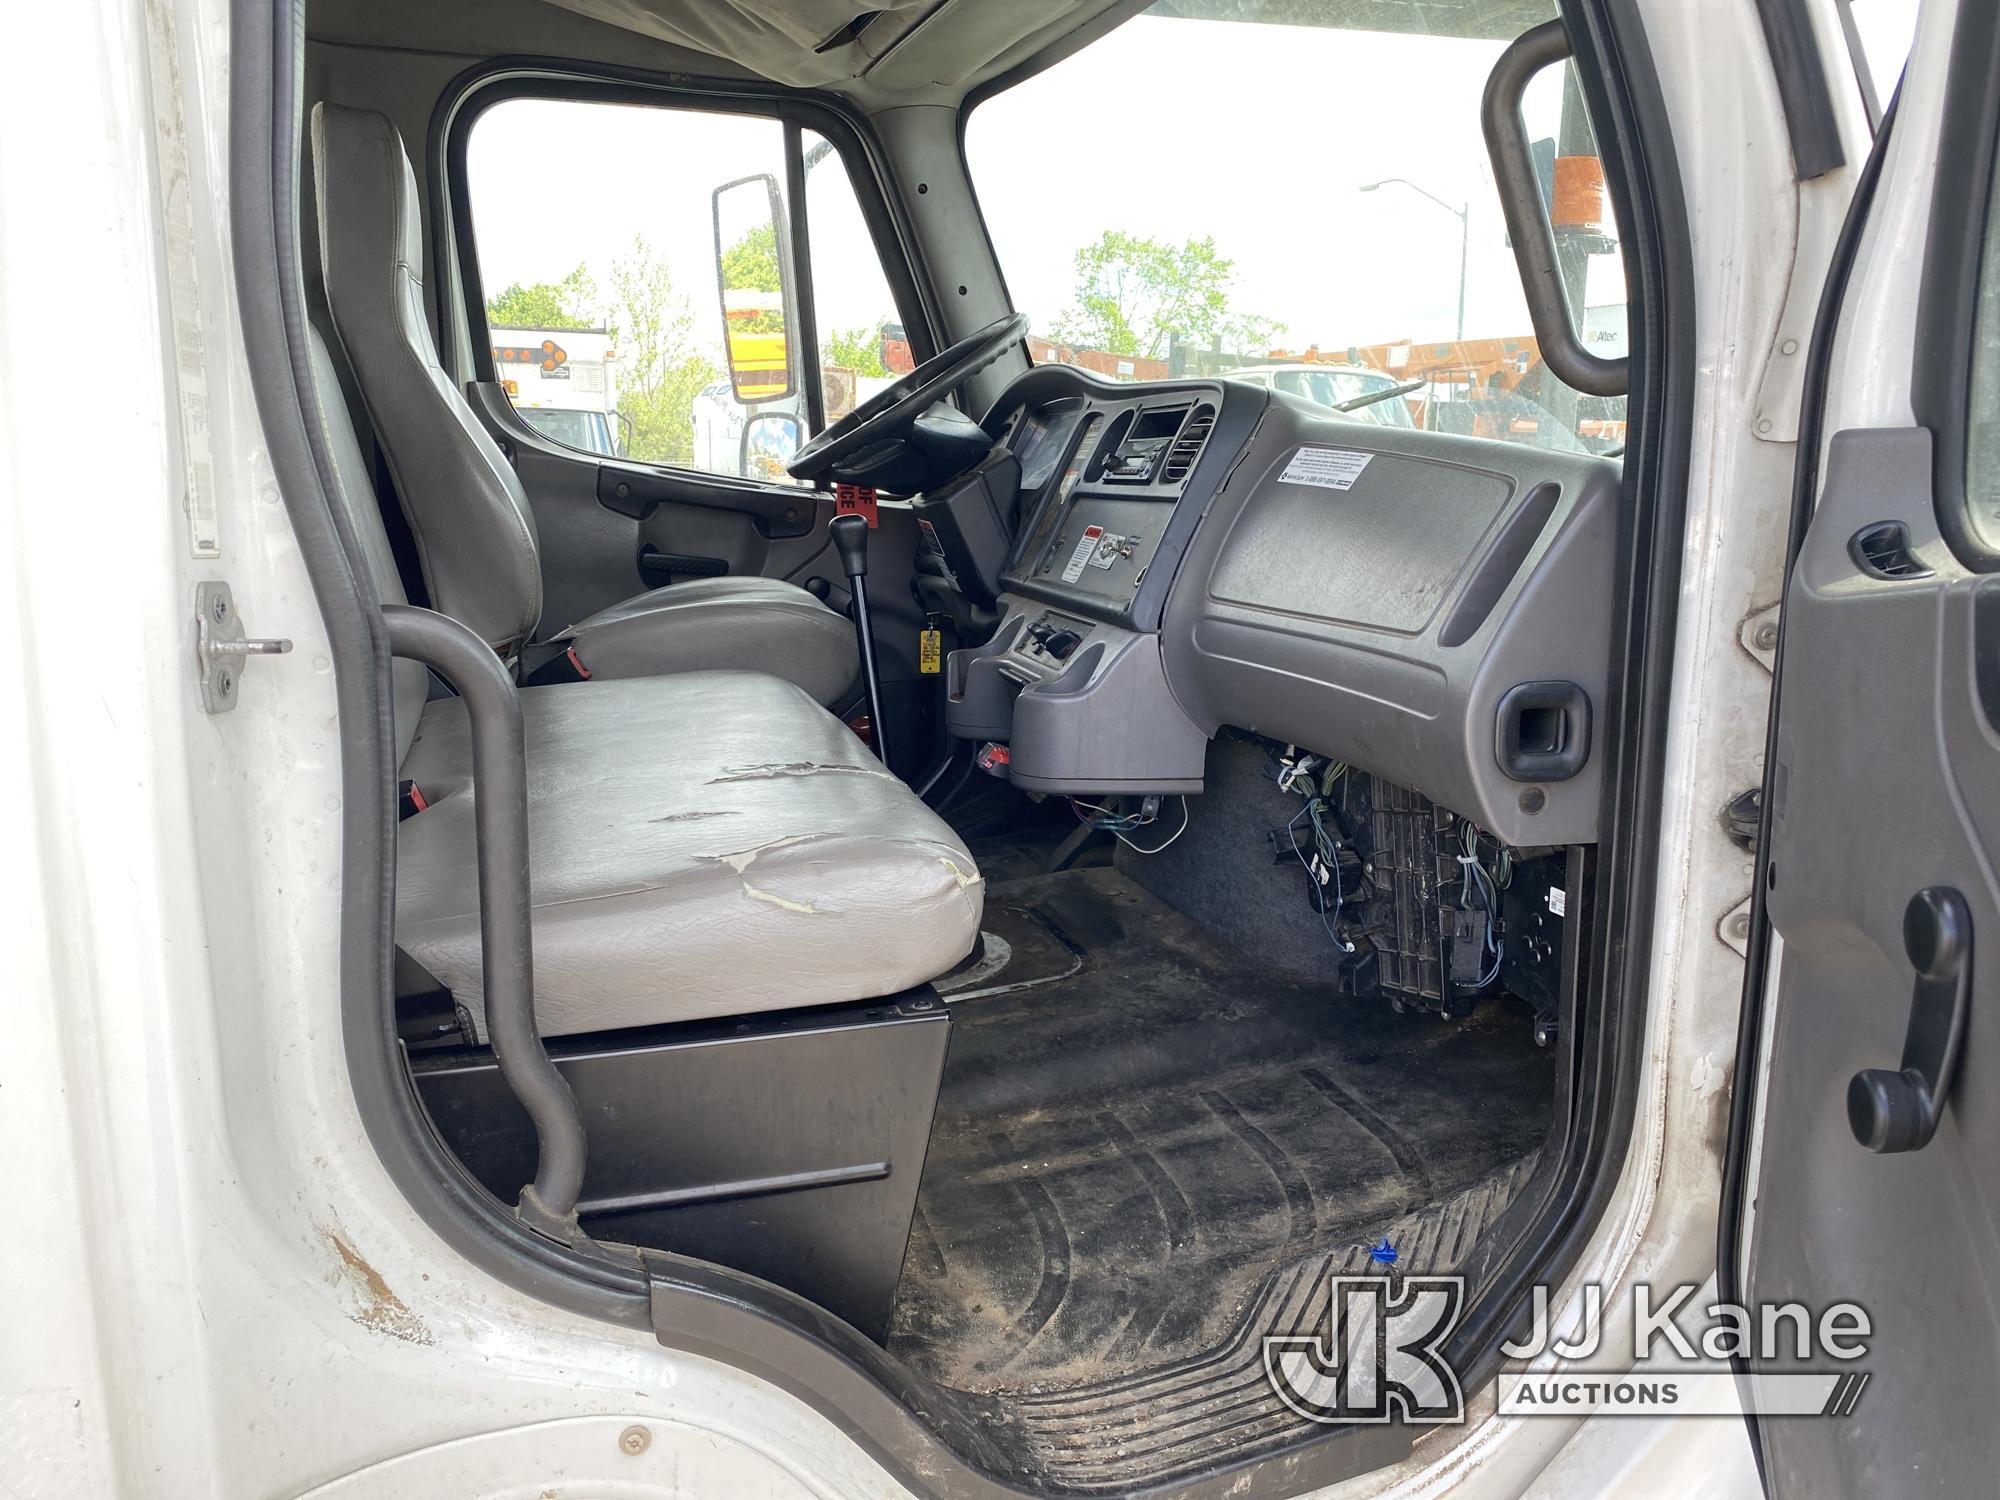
[1279,447,1373,490]
[1061,525,1105,584]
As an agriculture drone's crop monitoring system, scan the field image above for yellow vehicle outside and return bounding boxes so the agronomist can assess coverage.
[726,325,790,401]
[722,289,792,402]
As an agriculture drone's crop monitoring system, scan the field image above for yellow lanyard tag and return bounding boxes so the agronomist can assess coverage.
[918,627,942,674]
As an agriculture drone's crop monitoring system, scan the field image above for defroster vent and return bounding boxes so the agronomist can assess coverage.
[1162,403,1216,483]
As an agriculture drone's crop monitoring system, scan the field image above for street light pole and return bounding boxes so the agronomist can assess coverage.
[1453,203,1468,344]
[1360,177,1470,342]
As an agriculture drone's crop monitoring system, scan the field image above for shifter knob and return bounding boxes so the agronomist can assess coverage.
[826,512,887,770]
[830,513,870,579]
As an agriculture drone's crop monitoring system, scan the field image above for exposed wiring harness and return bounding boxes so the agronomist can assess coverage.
[1068,793,1191,855]
[1250,740,1531,1006]
[1276,748,1356,953]
[1454,819,1509,988]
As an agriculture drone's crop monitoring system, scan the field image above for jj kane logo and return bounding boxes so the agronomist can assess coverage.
[1263,1270,1468,1424]
[1265,1253,1874,1424]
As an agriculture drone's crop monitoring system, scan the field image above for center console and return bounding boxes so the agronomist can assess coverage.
[943,371,1264,794]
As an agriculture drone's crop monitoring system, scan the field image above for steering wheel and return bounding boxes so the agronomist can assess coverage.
[787,312,1029,482]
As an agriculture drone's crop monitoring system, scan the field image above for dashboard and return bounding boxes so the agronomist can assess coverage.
[981,368,1264,631]
[940,364,1623,846]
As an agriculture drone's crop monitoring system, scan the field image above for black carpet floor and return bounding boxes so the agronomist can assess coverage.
[890,865,1555,1396]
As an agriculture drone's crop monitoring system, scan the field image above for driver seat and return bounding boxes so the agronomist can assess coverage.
[310,102,858,706]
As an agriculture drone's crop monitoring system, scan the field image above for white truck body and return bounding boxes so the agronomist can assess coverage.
[0,0,1937,1496]
[490,325,620,455]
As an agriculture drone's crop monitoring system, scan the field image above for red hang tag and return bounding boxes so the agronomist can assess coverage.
[834,483,879,527]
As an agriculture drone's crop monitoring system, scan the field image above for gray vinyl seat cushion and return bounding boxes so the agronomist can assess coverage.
[310,99,856,706]
[556,576,857,706]
[396,672,984,1040]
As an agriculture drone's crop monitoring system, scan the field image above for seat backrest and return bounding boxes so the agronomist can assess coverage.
[308,323,433,767]
[310,101,543,657]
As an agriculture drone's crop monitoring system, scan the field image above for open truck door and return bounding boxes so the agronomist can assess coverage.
[1726,1,2000,1493]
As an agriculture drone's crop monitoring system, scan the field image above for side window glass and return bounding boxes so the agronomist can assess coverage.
[1842,0,1920,121]
[1966,148,2000,553]
[464,100,904,480]
[1515,59,1629,450]
[804,128,912,425]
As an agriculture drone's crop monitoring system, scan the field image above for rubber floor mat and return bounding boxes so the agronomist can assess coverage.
[1004,1156,1539,1489]
[889,865,1554,1397]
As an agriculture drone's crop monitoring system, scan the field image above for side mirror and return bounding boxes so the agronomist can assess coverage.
[741,411,803,482]
[612,410,634,458]
[712,173,798,405]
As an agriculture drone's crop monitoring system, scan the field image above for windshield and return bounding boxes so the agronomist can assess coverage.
[965,0,1628,456]
[1273,369,1417,427]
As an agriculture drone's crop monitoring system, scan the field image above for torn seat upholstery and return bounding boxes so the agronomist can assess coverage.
[397,673,983,1038]
[310,100,858,706]
[310,324,984,1040]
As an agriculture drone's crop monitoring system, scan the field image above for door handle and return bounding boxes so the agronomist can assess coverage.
[637,546,729,585]
[1848,887,1973,1154]
[1495,680,1592,782]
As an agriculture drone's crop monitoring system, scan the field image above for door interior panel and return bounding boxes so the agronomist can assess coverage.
[1753,427,2000,1498]
[469,380,843,634]
[488,363,931,741]
[633,494,833,596]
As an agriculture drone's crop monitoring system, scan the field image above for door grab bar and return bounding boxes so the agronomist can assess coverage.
[1848,887,1973,1154]
[1480,20,1630,398]
[384,605,587,1239]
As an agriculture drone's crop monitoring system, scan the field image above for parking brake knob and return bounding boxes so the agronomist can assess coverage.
[829,514,889,772]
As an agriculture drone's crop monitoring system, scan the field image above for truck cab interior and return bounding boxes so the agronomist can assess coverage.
[268,0,1676,1489]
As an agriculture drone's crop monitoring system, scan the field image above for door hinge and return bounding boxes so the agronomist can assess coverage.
[1722,787,1762,852]
[195,581,292,713]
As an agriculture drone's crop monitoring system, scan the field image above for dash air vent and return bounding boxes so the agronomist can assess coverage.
[1848,520,1934,580]
[1163,404,1216,483]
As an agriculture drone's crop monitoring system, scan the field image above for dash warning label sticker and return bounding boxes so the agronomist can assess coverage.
[1061,525,1105,584]
[1278,446,1373,491]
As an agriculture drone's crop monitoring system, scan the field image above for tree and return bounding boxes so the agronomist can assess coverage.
[718,222,785,334]
[820,325,887,378]
[605,235,718,467]
[1217,310,1287,359]
[719,221,782,293]
[485,263,598,329]
[1051,231,1280,361]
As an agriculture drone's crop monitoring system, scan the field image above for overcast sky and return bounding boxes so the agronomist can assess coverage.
[468,0,1919,370]
[970,17,1588,354]
[468,106,897,353]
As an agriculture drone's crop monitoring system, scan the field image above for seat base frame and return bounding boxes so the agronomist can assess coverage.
[410,990,949,1340]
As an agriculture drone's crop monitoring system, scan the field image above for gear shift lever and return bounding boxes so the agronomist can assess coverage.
[829,513,889,770]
